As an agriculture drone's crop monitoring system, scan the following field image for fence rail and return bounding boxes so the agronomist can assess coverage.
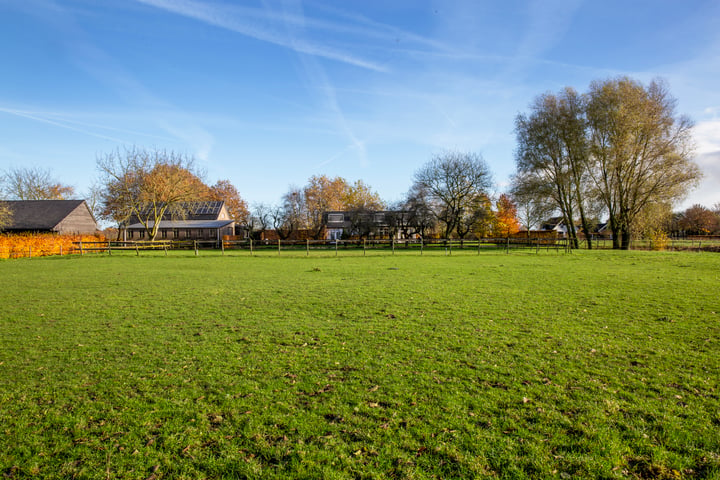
[67,237,575,256]
[3,235,720,259]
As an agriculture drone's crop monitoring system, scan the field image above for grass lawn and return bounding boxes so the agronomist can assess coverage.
[0,249,718,479]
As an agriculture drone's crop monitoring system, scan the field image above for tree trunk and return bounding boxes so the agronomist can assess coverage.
[609,216,621,249]
[620,226,631,250]
[578,205,593,250]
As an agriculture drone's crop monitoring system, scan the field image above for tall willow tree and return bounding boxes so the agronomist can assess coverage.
[515,78,700,250]
[585,77,700,249]
[514,88,593,249]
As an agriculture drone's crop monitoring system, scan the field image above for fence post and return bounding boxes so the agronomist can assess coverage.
[278,238,281,255]
[536,238,539,254]
[420,237,424,256]
[363,239,366,256]
[80,241,84,256]
[477,238,480,255]
[195,240,199,256]
[335,240,338,257]
[136,244,139,256]
[250,238,253,256]
[506,237,509,254]
[60,244,63,256]
[221,239,225,256]
[29,246,32,258]
[392,237,395,255]
[306,239,309,256]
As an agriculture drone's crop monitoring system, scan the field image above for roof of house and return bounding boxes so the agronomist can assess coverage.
[130,201,227,222]
[542,216,564,226]
[126,219,234,229]
[2,200,92,231]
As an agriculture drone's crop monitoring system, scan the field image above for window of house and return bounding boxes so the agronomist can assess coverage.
[328,213,344,223]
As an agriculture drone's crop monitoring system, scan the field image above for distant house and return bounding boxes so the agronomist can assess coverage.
[1,200,98,234]
[123,201,235,245]
[324,210,417,240]
[540,216,569,235]
[540,216,611,238]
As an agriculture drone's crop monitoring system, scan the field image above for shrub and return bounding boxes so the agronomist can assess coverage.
[0,233,105,259]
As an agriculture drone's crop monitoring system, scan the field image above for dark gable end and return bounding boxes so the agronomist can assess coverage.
[2,200,98,234]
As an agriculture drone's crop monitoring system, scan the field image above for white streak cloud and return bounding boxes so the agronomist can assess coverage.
[135,0,388,72]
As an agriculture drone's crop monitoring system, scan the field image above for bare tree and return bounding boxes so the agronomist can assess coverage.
[412,151,493,238]
[250,202,273,239]
[510,173,556,234]
[403,183,437,238]
[96,147,207,241]
[456,193,492,239]
[269,187,306,240]
[514,88,593,248]
[586,77,701,249]
[2,166,75,200]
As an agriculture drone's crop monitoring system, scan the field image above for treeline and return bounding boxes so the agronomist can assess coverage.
[511,76,700,250]
[0,76,707,249]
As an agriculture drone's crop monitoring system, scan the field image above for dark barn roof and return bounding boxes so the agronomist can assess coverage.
[129,201,226,222]
[2,200,97,234]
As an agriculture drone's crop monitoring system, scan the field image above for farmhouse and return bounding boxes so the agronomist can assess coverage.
[324,210,417,240]
[1,200,98,234]
[123,201,235,245]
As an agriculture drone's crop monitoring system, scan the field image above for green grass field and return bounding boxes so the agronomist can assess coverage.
[1,249,718,479]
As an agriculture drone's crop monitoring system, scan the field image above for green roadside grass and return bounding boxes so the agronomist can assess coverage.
[0,249,718,479]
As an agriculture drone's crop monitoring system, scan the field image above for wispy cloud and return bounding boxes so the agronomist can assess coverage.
[0,106,179,143]
[263,0,368,169]
[134,0,388,72]
[0,106,125,143]
[13,0,218,161]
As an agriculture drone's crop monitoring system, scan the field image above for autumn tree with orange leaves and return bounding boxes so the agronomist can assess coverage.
[303,175,350,238]
[292,175,385,239]
[492,194,520,237]
[97,147,209,241]
[206,180,250,226]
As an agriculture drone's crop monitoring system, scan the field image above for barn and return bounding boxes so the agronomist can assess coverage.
[1,200,98,234]
[123,201,235,246]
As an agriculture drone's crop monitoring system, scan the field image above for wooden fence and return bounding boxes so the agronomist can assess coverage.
[43,237,573,257]
[5,235,720,259]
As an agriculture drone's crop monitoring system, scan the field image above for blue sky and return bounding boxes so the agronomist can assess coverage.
[1,0,719,210]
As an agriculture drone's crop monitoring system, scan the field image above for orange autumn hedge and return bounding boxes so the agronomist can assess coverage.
[0,233,106,259]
